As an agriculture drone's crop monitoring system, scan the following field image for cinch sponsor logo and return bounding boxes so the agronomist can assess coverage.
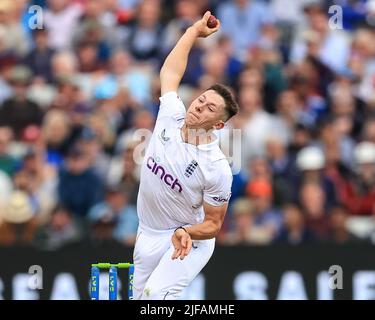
[147,156,182,193]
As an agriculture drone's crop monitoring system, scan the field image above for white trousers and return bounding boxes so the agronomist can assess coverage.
[132,225,215,300]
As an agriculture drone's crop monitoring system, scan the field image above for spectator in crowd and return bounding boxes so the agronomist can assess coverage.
[76,126,110,180]
[0,190,38,246]
[115,108,154,153]
[353,28,375,107]
[0,56,14,105]
[245,178,283,239]
[238,65,264,92]
[14,145,57,224]
[42,109,74,167]
[328,72,362,142]
[324,132,354,205]
[74,0,116,58]
[362,118,375,145]
[289,57,330,127]
[299,180,330,240]
[215,35,243,88]
[265,136,294,206]
[57,146,104,219]
[327,204,365,244]
[327,83,359,159]
[341,142,375,216]
[0,170,12,208]
[108,49,153,106]
[198,48,231,89]
[76,40,105,74]
[217,0,275,61]
[49,76,84,116]
[295,146,338,208]
[0,126,18,177]
[246,155,291,208]
[92,80,135,136]
[245,25,288,113]
[34,205,82,250]
[52,52,78,93]
[108,140,140,205]
[23,29,55,83]
[274,203,315,245]
[88,185,139,245]
[44,0,83,51]
[0,0,30,56]
[222,197,274,245]
[123,0,163,63]
[287,122,313,157]
[271,90,304,146]
[290,2,350,73]
[270,0,306,30]
[238,86,274,162]
[86,111,116,153]
[0,66,43,139]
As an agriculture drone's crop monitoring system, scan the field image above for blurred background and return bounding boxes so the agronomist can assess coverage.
[0,0,375,300]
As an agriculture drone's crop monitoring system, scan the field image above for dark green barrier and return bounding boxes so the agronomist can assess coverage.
[1,244,374,300]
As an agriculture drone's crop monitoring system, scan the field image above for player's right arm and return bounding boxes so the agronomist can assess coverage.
[171,202,228,260]
[160,11,220,96]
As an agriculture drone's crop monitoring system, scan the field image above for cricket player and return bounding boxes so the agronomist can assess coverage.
[133,11,239,300]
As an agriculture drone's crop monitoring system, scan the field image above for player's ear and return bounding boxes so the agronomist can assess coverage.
[213,121,225,130]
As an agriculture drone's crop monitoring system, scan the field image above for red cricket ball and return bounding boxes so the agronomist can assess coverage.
[207,15,218,29]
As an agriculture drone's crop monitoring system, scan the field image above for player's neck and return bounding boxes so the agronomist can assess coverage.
[181,123,215,146]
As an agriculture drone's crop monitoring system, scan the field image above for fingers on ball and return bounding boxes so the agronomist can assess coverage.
[207,15,218,28]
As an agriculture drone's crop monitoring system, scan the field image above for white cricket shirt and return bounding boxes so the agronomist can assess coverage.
[137,92,233,230]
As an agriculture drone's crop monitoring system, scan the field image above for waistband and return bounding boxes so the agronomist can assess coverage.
[137,224,216,245]
[138,224,183,237]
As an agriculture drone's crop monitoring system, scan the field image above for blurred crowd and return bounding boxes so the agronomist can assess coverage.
[0,0,374,249]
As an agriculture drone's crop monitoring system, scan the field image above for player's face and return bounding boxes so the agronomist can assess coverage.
[185,90,226,130]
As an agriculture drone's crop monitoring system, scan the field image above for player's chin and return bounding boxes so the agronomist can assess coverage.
[185,118,197,127]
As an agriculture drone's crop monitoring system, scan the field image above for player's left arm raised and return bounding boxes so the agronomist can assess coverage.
[160,11,220,96]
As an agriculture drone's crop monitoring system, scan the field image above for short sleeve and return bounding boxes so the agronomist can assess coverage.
[203,164,233,207]
[157,92,186,120]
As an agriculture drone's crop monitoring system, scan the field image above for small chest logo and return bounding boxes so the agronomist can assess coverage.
[184,160,198,178]
[159,129,170,144]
